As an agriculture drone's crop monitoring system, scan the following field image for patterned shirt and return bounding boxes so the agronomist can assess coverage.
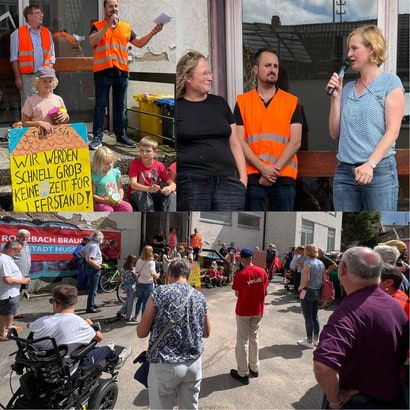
[148,283,207,363]
[338,72,404,164]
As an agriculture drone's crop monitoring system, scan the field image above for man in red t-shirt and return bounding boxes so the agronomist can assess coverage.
[230,247,269,385]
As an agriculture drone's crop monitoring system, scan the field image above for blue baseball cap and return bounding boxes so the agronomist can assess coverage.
[240,247,253,259]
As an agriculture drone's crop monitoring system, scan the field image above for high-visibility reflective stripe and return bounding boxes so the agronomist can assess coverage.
[92,19,131,72]
[96,44,127,53]
[259,154,298,170]
[247,133,289,145]
[18,26,52,73]
[94,55,128,66]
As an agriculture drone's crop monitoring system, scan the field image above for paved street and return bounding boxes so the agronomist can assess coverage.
[0,277,333,409]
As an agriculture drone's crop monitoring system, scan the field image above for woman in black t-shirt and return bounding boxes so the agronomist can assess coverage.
[176,50,247,211]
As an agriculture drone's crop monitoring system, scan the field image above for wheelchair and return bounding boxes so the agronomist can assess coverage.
[1,328,120,409]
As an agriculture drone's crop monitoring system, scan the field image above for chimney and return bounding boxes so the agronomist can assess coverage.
[271,15,281,26]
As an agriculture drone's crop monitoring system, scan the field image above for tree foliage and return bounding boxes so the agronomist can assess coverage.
[341,212,382,250]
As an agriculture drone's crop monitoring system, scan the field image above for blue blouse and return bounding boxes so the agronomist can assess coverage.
[302,258,324,290]
[148,283,207,363]
[338,72,404,164]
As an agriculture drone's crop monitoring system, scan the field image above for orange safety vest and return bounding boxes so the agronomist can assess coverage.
[18,26,52,74]
[392,289,410,319]
[190,234,202,249]
[236,88,299,179]
[92,20,130,73]
[168,233,176,249]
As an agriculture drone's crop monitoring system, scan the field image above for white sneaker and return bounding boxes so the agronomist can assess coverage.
[115,345,132,369]
[313,337,319,346]
[297,339,314,349]
[107,342,115,351]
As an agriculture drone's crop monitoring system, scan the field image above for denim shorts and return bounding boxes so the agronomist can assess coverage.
[0,295,19,315]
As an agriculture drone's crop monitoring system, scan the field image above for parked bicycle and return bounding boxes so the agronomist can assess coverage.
[99,264,128,303]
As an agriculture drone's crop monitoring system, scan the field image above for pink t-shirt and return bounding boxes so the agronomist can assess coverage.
[22,93,66,124]
[127,158,171,198]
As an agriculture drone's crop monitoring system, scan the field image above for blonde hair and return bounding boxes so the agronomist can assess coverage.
[347,25,386,67]
[140,245,154,261]
[139,136,158,151]
[33,76,59,90]
[176,49,207,99]
[91,146,115,174]
[304,244,319,259]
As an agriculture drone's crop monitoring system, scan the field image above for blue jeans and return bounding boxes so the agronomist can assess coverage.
[245,183,295,211]
[135,283,154,318]
[177,172,246,211]
[333,156,399,211]
[92,75,128,139]
[86,265,101,311]
[300,288,320,339]
[77,261,88,290]
[119,282,136,320]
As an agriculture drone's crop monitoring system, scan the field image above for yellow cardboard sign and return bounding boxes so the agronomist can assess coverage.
[9,124,93,212]
[189,261,201,288]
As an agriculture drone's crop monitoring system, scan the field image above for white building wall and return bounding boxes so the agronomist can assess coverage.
[124,0,176,107]
[190,212,264,251]
[265,212,298,256]
[188,212,342,257]
[294,212,342,252]
[57,212,142,264]
[176,0,210,60]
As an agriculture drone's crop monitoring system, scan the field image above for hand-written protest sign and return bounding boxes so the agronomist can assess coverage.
[9,123,92,212]
[188,261,201,288]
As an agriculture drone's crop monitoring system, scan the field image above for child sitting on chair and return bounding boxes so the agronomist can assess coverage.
[91,146,132,212]
[22,67,69,134]
[127,136,176,211]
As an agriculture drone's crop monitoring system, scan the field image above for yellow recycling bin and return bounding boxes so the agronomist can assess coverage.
[133,93,173,143]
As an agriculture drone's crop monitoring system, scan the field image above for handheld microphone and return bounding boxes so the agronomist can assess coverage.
[326,58,351,96]
[111,11,118,26]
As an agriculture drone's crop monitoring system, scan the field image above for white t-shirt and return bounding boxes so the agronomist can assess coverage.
[0,253,22,300]
[136,259,156,284]
[29,313,96,373]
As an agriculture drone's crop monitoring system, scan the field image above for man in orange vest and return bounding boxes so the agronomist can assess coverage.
[235,47,302,211]
[88,0,163,150]
[10,4,55,106]
[190,228,203,261]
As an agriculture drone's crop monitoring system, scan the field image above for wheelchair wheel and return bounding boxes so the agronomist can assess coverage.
[116,282,127,303]
[88,379,118,409]
[99,270,118,293]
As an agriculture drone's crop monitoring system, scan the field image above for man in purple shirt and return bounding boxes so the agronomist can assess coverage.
[313,246,408,409]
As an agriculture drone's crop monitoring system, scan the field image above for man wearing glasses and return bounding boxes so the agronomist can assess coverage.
[10,4,55,105]
[0,240,30,342]
[29,284,130,374]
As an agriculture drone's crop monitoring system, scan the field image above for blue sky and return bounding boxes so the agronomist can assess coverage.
[382,212,410,226]
[243,0,409,25]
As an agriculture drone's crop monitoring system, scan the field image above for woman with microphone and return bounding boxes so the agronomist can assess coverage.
[326,24,404,211]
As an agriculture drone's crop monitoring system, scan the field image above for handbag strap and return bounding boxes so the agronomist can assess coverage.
[149,286,194,352]
[360,79,385,110]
